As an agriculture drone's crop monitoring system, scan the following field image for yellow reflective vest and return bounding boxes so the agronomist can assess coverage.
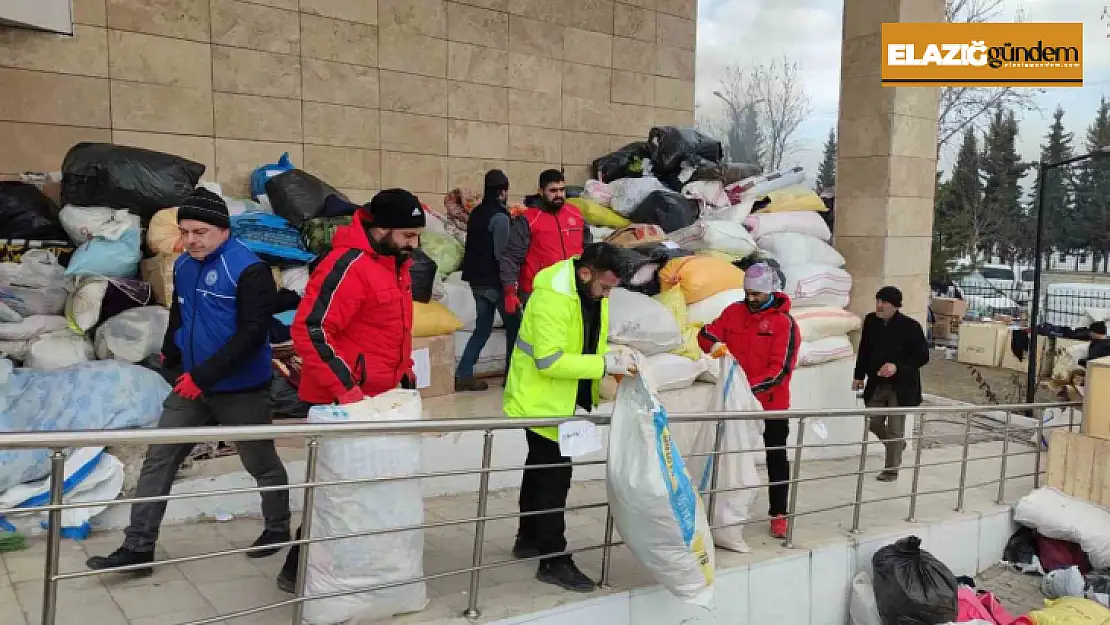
[503,259,609,441]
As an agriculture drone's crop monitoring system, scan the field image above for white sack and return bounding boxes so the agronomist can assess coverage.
[0,250,69,317]
[0,316,69,342]
[797,336,854,367]
[1013,487,1110,569]
[26,331,94,370]
[850,571,883,625]
[59,206,139,243]
[610,176,668,217]
[685,355,764,553]
[792,307,862,342]
[94,307,170,363]
[642,353,708,392]
[682,180,731,210]
[303,390,428,625]
[744,211,831,241]
[0,341,29,361]
[757,232,845,267]
[666,220,757,257]
[0,448,125,535]
[727,167,807,205]
[608,288,683,355]
[783,264,852,308]
[583,179,614,206]
[687,289,745,326]
[607,374,715,606]
[444,272,502,328]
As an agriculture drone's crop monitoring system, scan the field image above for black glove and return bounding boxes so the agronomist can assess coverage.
[400,374,416,390]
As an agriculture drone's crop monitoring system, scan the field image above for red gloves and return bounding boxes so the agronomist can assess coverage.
[503,285,521,315]
[173,374,203,400]
[337,387,365,405]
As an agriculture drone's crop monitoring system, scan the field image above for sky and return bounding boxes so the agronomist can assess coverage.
[694,0,1110,183]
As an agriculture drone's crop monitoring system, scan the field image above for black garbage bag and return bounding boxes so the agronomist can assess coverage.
[1002,527,1038,566]
[0,182,67,240]
[872,536,958,625]
[646,127,723,178]
[61,143,206,218]
[590,141,651,183]
[627,190,700,233]
[410,249,437,304]
[265,169,349,227]
[612,244,692,296]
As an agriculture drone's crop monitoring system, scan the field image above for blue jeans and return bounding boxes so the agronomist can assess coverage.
[456,286,520,379]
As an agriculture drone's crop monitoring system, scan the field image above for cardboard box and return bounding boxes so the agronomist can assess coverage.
[412,334,456,399]
[1046,430,1110,506]
[1084,356,1110,441]
[1000,332,1049,373]
[932,297,967,319]
[957,321,1009,367]
[932,321,953,340]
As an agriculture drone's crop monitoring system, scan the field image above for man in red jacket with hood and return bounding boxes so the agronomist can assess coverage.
[278,188,425,592]
[698,262,800,539]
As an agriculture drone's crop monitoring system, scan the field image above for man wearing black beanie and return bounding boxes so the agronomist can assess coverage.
[88,187,291,575]
[852,286,930,481]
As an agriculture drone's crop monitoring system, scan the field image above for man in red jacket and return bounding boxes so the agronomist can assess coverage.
[278,188,425,592]
[698,262,800,539]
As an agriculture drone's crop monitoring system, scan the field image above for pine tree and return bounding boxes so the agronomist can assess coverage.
[1075,97,1110,270]
[1032,106,1077,259]
[816,128,837,192]
[980,109,1029,263]
[726,106,765,168]
[936,128,989,262]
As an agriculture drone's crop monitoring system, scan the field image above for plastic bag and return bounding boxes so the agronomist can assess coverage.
[872,536,959,625]
[628,190,700,233]
[413,301,462,337]
[666,220,757,256]
[94,307,170,363]
[300,214,352,255]
[658,256,746,304]
[607,288,683,355]
[0,316,69,342]
[606,374,715,605]
[641,353,707,391]
[590,141,651,183]
[59,205,139,243]
[303,391,428,624]
[611,177,669,217]
[0,250,69,317]
[685,355,763,553]
[410,249,437,304]
[850,571,884,625]
[757,232,845,267]
[0,182,66,241]
[26,330,95,370]
[687,289,745,326]
[264,169,348,227]
[1026,597,1110,625]
[61,143,205,218]
[582,180,614,206]
[569,197,630,228]
[250,152,295,200]
[647,127,723,178]
[147,208,183,255]
[681,180,731,210]
[421,232,464,278]
[231,212,315,264]
[65,227,142,278]
[434,279,478,331]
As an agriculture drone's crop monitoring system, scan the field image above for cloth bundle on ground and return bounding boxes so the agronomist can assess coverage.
[0,182,66,241]
[93,306,170,363]
[0,358,168,492]
[871,536,959,625]
[420,232,464,277]
[590,141,651,183]
[756,232,845,267]
[792,307,862,341]
[607,288,683,355]
[65,276,152,335]
[0,250,69,317]
[627,190,701,233]
[1023,597,1110,624]
[744,211,831,241]
[956,586,1019,625]
[61,143,205,219]
[782,264,852,308]
[0,316,68,342]
[250,152,295,200]
[231,212,315,264]
[59,207,142,278]
[658,255,746,304]
[607,374,715,606]
[725,167,806,206]
[1014,488,1110,569]
[264,169,348,227]
[25,330,94,369]
[666,220,758,257]
[303,391,428,624]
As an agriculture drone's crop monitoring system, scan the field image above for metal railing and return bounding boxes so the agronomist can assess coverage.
[0,400,1080,624]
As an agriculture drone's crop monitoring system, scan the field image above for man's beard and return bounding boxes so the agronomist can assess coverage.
[541,196,564,210]
[373,234,414,260]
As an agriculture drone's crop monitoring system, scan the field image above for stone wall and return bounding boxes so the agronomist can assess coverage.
[0,0,697,205]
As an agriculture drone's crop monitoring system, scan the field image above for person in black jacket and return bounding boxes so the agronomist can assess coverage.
[852,286,930,482]
[1080,321,1110,366]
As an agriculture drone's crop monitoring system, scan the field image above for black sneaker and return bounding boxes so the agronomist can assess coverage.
[86,547,154,577]
[537,558,596,593]
[512,536,541,559]
[276,568,297,593]
[454,377,489,392]
[247,529,292,559]
[877,470,899,482]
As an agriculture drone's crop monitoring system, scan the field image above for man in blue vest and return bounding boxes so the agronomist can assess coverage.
[87,188,291,577]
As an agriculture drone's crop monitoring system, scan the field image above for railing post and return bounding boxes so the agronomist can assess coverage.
[907,412,926,522]
[291,437,320,625]
[1034,407,1045,489]
[599,511,615,589]
[705,420,725,524]
[955,412,973,512]
[850,417,869,533]
[996,408,1012,504]
[41,449,65,625]
[463,430,495,620]
[783,417,805,549]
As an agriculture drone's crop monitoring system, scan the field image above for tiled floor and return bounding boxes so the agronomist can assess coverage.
[3,440,1041,625]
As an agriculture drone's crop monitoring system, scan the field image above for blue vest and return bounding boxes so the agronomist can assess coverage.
[174,239,273,392]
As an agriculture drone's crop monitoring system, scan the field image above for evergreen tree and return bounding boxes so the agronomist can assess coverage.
[936,128,990,262]
[1032,106,1077,258]
[1075,97,1110,270]
[726,105,765,168]
[980,109,1029,262]
[816,128,837,192]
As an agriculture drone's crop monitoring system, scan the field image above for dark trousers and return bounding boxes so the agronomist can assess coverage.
[456,286,521,379]
[124,389,291,552]
[763,418,790,517]
[518,430,572,560]
[866,386,907,470]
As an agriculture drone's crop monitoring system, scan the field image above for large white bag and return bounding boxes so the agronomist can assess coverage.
[685,356,764,553]
[727,167,807,205]
[687,289,745,326]
[783,264,852,308]
[607,374,715,606]
[666,220,757,256]
[59,206,138,243]
[1014,487,1110,569]
[744,211,831,241]
[0,316,69,341]
[610,176,668,216]
[757,232,845,267]
[608,288,683,355]
[94,307,170,363]
[642,353,708,392]
[793,307,862,342]
[797,336,854,367]
[303,390,428,625]
[850,571,883,625]
[25,330,94,370]
[0,250,69,317]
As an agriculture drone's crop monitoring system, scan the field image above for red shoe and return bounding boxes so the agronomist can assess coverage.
[769,515,788,539]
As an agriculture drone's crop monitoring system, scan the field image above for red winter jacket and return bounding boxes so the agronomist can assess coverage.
[519,205,585,294]
[697,294,800,411]
[292,211,414,404]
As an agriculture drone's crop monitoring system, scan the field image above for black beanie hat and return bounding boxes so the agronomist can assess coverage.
[363,189,426,229]
[876,286,903,308]
[484,169,509,192]
[177,188,230,228]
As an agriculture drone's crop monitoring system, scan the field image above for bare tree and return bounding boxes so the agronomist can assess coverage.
[750,58,812,170]
[937,0,1041,157]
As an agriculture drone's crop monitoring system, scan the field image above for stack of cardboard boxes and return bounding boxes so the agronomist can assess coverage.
[931,297,966,341]
[1046,355,1110,506]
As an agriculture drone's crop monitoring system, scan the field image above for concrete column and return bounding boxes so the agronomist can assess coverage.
[834,0,945,326]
